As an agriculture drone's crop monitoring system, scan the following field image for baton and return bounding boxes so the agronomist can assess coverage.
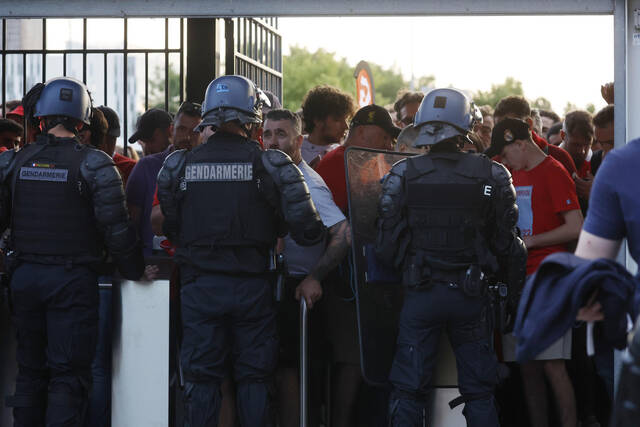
[275,253,285,302]
[300,298,309,427]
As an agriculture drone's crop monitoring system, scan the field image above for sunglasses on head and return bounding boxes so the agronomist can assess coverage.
[177,101,202,116]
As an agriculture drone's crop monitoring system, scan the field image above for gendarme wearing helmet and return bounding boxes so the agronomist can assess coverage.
[197,74,270,134]
[412,87,482,148]
[34,76,93,134]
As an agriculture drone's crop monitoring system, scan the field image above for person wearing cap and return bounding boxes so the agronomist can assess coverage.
[486,117,583,427]
[493,95,577,176]
[0,77,144,426]
[128,107,172,156]
[377,88,526,426]
[316,104,400,213]
[157,74,325,426]
[125,108,174,256]
[6,104,24,125]
[0,117,23,151]
[313,104,399,426]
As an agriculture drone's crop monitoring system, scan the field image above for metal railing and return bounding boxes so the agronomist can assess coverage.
[226,17,282,101]
[0,17,185,155]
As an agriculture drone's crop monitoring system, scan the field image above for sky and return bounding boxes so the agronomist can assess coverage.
[36,15,614,116]
[279,16,614,114]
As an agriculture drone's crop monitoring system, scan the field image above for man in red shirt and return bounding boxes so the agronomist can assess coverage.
[560,110,595,204]
[494,96,577,176]
[486,118,583,427]
[316,104,401,213]
[315,104,400,426]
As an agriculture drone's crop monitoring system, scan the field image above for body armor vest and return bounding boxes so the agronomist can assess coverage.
[178,137,278,251]
[11,138,102,258]
[403,152,494,284]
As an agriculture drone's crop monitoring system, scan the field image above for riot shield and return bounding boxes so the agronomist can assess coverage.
[345,147,458,391]
[345,146,408,386]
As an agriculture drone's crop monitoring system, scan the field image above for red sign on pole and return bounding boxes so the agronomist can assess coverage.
[354,61,375,107]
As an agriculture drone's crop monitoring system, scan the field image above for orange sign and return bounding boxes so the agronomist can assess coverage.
[354,61,375,107]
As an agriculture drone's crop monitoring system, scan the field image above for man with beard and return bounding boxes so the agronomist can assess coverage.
[300,85,355,168]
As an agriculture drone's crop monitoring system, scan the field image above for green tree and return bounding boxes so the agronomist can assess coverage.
[564,102,579,115]
[585,103,596,114]
[473,77,524,108]
[282,46,353,111]
[282,46,431,111]
[149,64,182,113]
[416,75,436,91]
[531,97,552,111]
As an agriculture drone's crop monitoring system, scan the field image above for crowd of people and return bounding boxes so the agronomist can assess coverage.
[0,71,633,427]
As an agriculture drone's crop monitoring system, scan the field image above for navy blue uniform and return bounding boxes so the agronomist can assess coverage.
[157,131,324,426]
[377,151,526,426]
[0,135,143,427]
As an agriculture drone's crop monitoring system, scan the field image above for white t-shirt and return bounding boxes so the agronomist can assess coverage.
[300,136,340,165]
[283,160,346,276]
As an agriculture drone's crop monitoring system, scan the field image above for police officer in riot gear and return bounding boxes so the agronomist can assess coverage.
[0,76,144,426]
[376,88,527,426]
[157,75,325,427]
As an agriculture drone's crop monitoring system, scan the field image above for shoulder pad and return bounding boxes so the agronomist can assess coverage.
[83,147,115,171]
[263,149,294,168]
[163,149,188,171]
[0,149,17,182]
[157,149,187,191]
[389,158,408,177]
[490,160,512,185]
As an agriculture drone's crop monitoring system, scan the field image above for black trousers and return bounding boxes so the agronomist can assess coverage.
[388,284,499,427]
[180,272,277,427]
[9,262,98,427]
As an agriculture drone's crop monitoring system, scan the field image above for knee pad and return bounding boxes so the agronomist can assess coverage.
[183,381,222,427]
[388,395,427,427]
[236,380,275,427]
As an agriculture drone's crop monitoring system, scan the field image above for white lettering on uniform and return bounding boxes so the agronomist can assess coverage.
[483,185,492,196]
[19,167,69,182]
[184,163,254,182]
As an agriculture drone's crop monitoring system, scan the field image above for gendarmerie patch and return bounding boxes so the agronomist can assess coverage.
[19,166,68,182]
[185,162,253,182]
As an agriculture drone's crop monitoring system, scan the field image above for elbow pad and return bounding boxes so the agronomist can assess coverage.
[81,148,128,227]
[81,148,143,278]
[261,149,326,246]
[376,160,409,268]
[157,149,187,242]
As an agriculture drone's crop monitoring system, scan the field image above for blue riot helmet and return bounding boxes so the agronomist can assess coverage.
[34,77,92,125]
[198,75,271,131]
[413,88,482,148]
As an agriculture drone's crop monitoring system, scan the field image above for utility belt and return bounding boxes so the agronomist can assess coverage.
[6,250,104,272]
[403,254,487,298]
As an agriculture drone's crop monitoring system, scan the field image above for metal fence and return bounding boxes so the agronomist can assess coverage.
[226,17,282,101]
[0,17,185,154]
[1,17,282,154]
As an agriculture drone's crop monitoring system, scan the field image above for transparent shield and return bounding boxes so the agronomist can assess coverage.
[345,147,408,386]
[345,146,458,388]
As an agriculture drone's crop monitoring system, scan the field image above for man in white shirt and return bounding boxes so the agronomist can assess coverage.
[300,85,356,167]
[263,108,351,427]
